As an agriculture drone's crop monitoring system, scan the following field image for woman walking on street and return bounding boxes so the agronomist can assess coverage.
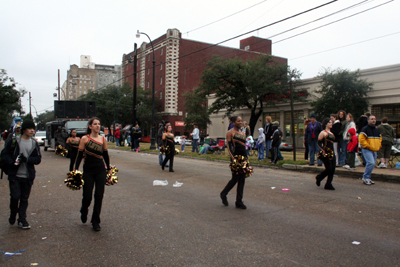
[316,118,336,190]
[377,117,396,168]
[66,129,80,171]
[220,116,248,209]
[74,117,112,231]
[161,124,175,172]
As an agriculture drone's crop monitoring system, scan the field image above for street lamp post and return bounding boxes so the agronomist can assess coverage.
[136,30,156,150]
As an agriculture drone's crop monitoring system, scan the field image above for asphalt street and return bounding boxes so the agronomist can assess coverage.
[1,147,399,266]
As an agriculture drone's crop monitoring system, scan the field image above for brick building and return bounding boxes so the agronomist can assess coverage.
[122,28,287,135]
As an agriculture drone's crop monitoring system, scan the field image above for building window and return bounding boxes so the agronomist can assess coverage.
[160,77,162,85]
[161,48,163,55]
[80,75,82,78]
[84,75,87,78]
[79,86,82,89]
[160,63,162,70]
[160,92,162,99]
[148,68,149,75]
[84,86,86,89]
[147,82,149,88]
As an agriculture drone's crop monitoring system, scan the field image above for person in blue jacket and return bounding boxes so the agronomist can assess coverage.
[2,120,41,229]
[304,114,323,166]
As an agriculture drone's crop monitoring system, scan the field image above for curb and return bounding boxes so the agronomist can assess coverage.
[282,164,400,184]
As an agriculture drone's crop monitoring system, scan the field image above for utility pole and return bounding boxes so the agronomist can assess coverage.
[133,43,137,127]
[29,92,32,119]
[58,69,61,101]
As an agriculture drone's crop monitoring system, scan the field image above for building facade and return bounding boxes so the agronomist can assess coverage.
[122,28,287,135]
[63,56,122,100]
[208,63,400,146]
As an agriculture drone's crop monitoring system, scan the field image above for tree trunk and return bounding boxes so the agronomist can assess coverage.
[248,108,263,137]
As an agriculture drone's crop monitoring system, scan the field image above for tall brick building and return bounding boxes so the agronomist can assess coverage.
[122,28,287,135]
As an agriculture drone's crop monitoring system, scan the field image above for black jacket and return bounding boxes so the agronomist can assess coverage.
[331,120,342,141]
[2,136,41,185]
[264,123,274,140]
[356,115,368,134]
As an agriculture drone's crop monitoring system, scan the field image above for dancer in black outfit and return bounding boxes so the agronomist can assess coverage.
[220,116,248,209]
[316,118,336,190]
[161,124,175,172]
[74,118,112,231]
[66,129,80,171]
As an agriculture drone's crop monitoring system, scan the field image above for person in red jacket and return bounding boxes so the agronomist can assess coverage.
[114,128,121,147]
[345,128,358,170]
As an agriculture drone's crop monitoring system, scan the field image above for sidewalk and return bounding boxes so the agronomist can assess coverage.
[282,163,400,183]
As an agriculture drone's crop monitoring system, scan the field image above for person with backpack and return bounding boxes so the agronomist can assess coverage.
[1,120,42,229]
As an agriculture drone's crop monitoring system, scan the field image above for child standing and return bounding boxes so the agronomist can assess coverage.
[345,128,358,170]
[257,128,265,161]
[245,135,254,157]
[180,136,186,152]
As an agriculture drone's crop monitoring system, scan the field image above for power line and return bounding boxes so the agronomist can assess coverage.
[183,0,269,36]
[289,31,400,61]
[273,0,394,44]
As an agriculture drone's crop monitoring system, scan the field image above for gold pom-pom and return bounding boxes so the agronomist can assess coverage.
[56,145,68,157]
[106,165,118,186]
[65,170,84,190]
[229,155,253,178]
[175,148,180,155]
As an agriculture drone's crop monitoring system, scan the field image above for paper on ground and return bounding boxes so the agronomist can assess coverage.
[153,180,168,186]
[173,181,183,187]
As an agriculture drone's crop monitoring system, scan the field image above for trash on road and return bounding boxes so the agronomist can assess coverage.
[352,241,361,245]
[31,264,39,266]
[42,237,47,240]
[357,197,362,200]
[153,180,168,186]
[271,187,276,189]
[281,188,290,191]
[1,249,25,258]
[173,181,183,187]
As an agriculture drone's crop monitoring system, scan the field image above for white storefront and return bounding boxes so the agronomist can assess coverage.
[208,63,400,145]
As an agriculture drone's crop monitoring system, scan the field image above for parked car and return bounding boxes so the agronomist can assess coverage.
[279,142,294,151]
[34,131,46,146]
[174,136,192,146]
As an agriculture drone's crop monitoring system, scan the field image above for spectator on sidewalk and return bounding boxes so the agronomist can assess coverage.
[256,128,265,161]
[303,118,311,161]
[191,123,200,153]
[304,114,323,166]
[330,114,341,166]
[377,117,395,168]
[356,112,371,166]
[345,128,358,171]
[264,116,273,159]
[342,113,356,169]
[337,110,347,166]
[270,123,282,164]
[359,115,382,185]
[114,128,121,147]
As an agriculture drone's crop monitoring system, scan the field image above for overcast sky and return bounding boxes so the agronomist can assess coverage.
[1,0,399,115]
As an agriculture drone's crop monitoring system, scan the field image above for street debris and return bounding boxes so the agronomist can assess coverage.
[281,188,290,191]
[153,180,168,186]
[352,241,361,245]
[173,181,183,187]
[271,187,276,189]
[357,197,362,200]
[1,249,25,258]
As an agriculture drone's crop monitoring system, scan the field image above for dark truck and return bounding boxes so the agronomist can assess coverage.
[44,100,95,151]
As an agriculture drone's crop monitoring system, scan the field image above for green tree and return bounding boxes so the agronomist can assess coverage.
[310,68,373,120]
[79,83,162,136]
[183,89,211,132]
[0,69,26,130]
[34,110,54,131]
[193,55,292,135]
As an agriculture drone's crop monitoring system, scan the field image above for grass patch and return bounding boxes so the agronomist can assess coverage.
[109,141,310,167]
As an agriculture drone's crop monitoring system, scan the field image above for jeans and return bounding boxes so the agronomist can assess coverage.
[134,139,140,150]
[115,138,120,147]
[258,143,264,160]
[362,148,377,179]
[264,140,271,159]
[308,139,322,165]
[338,138,348,165]
[192,139,199,153]
[9,177,32,222]
[333,142,339,165]
[181,145,185,151]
